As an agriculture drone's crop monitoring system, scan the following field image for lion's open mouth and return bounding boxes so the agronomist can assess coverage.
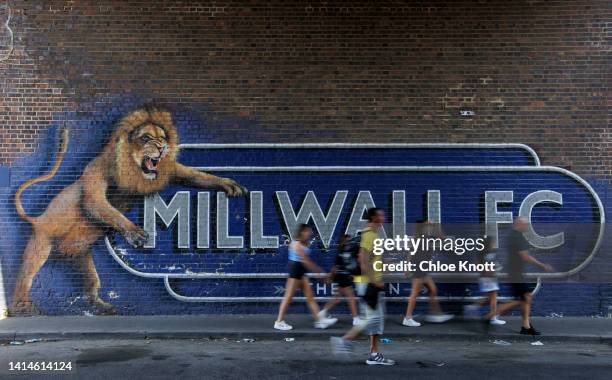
[141,155,161,179]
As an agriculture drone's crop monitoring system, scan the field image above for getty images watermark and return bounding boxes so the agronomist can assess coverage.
[371,234,494,274]
[364,221,609,283]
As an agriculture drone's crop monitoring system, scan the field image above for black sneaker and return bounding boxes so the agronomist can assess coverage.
[520,326,541,336]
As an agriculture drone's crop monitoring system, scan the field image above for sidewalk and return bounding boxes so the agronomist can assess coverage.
[1,315,611,343]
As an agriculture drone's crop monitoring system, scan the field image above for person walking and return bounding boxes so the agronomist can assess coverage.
[463,236,506,325]
[330,208,396,366]
[274,224,338,331]
[403,221,454,327]
[318,234,361,326]
[484,217,553,335]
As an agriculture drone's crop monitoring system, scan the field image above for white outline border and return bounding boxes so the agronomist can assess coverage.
[162,276,542,303]
[106,165,604,279]
[180,143,541,166]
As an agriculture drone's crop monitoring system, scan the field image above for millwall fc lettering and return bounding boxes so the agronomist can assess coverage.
[142,189,566,250]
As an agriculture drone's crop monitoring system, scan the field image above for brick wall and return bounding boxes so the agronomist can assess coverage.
[1,0,609,176]
[0,1,609,316]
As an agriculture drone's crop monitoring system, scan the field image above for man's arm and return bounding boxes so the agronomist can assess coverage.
[518,250,554,272]
[359,247,383,288]
[326,266,337,283]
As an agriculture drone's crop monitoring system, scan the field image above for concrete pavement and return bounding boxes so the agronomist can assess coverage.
[1,315,611,343]
[1,338,612,379]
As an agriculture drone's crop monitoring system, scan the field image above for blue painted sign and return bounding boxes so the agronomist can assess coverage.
[107,144,604,302]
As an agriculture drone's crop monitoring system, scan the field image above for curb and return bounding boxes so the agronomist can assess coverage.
[1,331,610,344]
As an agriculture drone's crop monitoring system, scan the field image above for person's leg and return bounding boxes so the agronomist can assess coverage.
[342,325,363,341]
[365,293,395,365]
[276,278,298,322]
[342,282,368,340]
[422,277,454,323]
[342,302,372,342]
[485,291,506,325]
[370,293,385,353]
[339,286,359,318]
[488,299,522,319]
[487,282,526,320]
[521,293,533,329]
[464,289,487,316]
[423,276,442,315]
[321,295,341,317]
[369,335,379,354]
[488,291,498,316]
[405,277,423,317]
[331,283,366,358]
[301,277,322,320]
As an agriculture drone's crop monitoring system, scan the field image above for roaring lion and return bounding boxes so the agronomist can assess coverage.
[12,107,247,315]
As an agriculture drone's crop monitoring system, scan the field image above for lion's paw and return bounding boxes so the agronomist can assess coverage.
[124,227,149,248]
[89,298,118,316]
[220,178,248,197]
[10,302,41,317]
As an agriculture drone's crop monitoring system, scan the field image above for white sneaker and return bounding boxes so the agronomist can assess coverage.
[317,309,328,319]
[490,316,507,325]
[352,316,362,326]
[274,320,293,331]
[402,317,421,327]
[315,317,338,329]
[425,313,454,323]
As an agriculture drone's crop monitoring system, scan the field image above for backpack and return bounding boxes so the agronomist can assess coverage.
[337,233,362,276]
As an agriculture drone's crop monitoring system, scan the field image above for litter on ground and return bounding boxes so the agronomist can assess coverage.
[491,339,512,346]
[417,360,446,368]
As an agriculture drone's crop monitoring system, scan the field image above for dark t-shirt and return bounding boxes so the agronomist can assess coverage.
[506,229,530,281]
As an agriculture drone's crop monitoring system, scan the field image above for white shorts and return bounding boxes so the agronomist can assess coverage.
[355,282,385,336]
[479,277,499,293]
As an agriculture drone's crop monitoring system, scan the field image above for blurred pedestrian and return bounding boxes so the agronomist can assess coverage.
[403,221,454,327]
[463,236,506,325]
[330,208,396,366]
[318,234,361,326]
[274,224,338,331]
[485,217,553,335]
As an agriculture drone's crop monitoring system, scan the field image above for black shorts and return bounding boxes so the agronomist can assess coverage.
[511,283,533,300]
[413,271,429,279]
[288,261,306,279]
[333,273,354,288]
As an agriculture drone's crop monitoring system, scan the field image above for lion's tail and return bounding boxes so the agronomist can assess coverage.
[15,128,69,224]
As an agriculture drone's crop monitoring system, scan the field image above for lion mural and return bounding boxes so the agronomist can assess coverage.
[12,107,247,315]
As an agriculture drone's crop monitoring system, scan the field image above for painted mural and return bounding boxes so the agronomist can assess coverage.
[0,104,608,316]
[10,107,246,315]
